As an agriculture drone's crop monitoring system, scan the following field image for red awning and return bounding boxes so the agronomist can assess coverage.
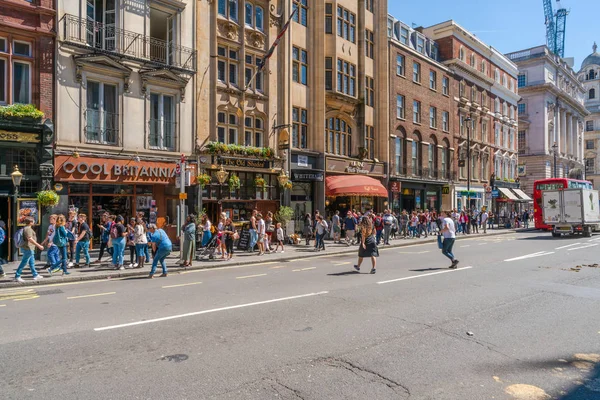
[326,175,388,198]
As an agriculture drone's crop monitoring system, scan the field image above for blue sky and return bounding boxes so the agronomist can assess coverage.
[388,0,597,72]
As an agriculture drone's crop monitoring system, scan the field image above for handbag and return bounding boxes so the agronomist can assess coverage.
[233,232,240,240]
[437,234,443,250]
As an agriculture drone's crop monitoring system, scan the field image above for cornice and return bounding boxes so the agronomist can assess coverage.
[0,21,56,37]
[0,0,55,16]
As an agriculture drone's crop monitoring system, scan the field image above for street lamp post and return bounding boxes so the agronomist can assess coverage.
[465,116,472,215]
[215,164,229,214]
[10,165,23,261]
[552,142,558,178]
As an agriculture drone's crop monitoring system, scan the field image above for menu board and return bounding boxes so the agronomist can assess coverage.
[237,229,251,251]
[17,198,40,226]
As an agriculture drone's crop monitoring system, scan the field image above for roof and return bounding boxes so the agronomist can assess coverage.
[581,42,600,70]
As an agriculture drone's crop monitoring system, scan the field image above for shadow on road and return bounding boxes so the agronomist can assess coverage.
[560,359,600,399]
[327,271,361,276]
[409,268,446,272]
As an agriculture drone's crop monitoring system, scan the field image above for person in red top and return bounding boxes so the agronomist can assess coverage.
[373,213,384,245]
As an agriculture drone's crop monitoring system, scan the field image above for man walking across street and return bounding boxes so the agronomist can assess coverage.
[440,211,459,269]
[332,211,341,244]
[14,217,44,282]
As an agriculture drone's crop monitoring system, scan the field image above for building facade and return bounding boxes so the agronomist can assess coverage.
[56,0,197,242]
[387,15,455,213]
[0,0,56,260]
[579,42,600,188]
[424,21,521,212]
[508,45,587,195]
[197,0,389,226]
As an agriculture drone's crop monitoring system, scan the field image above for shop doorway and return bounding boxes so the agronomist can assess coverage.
[0,197,10,261]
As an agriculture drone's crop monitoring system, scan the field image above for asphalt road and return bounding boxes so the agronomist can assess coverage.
[1,231,599,400]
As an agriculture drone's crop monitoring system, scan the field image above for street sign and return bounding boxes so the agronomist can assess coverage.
[175,163,181,174]
[179,192,187,200]
[492,189,499,198]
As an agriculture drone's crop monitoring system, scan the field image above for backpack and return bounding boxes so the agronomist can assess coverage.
[110,223,119,239]
[210,224,217,235]
[374,217,382,228]
[0,227,5,245]
[14,228,25,248]
[55,226,67,248]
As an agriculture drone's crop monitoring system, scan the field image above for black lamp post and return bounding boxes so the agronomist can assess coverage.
[465,115,472,212]
[215,164,229,215]
[11,165,23,261]
[552,142,558,178]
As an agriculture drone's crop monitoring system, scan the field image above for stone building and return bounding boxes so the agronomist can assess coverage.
[578,42,600,188]
[423,21,520,212]
[387,15,455,212]
[197,0,389,224]
[55,0,197,243]
[508,45,587,195]
[0,0,56,260]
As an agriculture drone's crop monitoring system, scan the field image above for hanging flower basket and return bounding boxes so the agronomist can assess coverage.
[197,173,212,187]
[254,177,267,191]
[283,181,293,190]
[36,190,60,208]
[228,174,241,191]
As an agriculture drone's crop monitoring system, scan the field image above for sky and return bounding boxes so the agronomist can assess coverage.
[388,0,597,72]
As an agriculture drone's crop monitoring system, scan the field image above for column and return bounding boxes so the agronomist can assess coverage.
[572,117,578,160]
[560,108,567,156]
[554,105,561,153]
[566,113,572,157]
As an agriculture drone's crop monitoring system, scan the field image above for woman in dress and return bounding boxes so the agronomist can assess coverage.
[217,212,227,259]
[353,216,378,274]
[181,214,196,266]
[264,211,274,253]
[303,214,313,246]
[201,215,212,248]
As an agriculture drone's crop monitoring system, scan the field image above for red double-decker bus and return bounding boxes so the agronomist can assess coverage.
[533,178,594,230]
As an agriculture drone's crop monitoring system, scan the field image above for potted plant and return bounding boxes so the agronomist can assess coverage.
[254,177,266,191]
[36,190,59,208]
[228,174,241,191]
[274,206,295,235]
[0,104,44,123]
[283,181,293,190]
[197,173,212,187]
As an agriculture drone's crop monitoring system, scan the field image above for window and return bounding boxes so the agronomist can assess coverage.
[326,117,352,156]
[495,68,500,83]
[481,154,488,181]
[509,79,514,92]
[396,95,405,119]
[429,70,436,90]
[590,88,596,99]
[292,47,308,85]
[395,137,403,174]
[586,120,594,131]
[337,58,356,96]
[387,18,393,38]
[429,107,437,128]
[586,158,595,174]
[337,6,356,43]
[459,115,464,135]
[428,144,435,176]
[396,54,405,76]
[494,124,500,145]
[217,46,239,86]
[365,76,374,107]
[471,86,477,103]
[365,126,375,159]
[502,74,507,87]
[441,143,448,177]
[13,61,30,104]
[325,3,333,34]
[0,38,6,52]
[481,60,486,74]
[256,6,264,31]
[503,126,508,148]
[400,27,409,45]
[411,137,421,175]
[0,59,5,103]
[365,30,374,59]
[149,93,175,150]
[470,53,475,67]
[292,107,308,149]
[85,81,118,145]
[482,120,488,142]
[13,41,31,57]
[481,91,487,108]
[503,102,508,116]
[218,0,238,21]
[245,54,264,92]
[518,130,526,154]
[245,3,253,26]
[244,117,264,147]
[586,139,595,149]
[413,100,421,123]
[325,57,333,90]
[510,106,515,120]
[293,0,308,26]
[518,103,526,115]
[459,46,465,61]
[442,76,449,95]
[518,74,526,88]
[413,62,420,83]
[416,37,425,54]
[459,81,465,98]
[495,98,500,113]
[217,112,239,144]
[442,111,449,131]
[366,0,374,12]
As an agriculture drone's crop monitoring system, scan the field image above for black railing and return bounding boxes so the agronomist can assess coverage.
[149,119,177,151]
[84,109,119,145]
[392,165,456,181]
[62,14,196,72]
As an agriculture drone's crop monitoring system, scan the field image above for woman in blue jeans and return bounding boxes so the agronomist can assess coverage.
[147,223,172,278]
[50,215,70,276]
[111,216,127,270]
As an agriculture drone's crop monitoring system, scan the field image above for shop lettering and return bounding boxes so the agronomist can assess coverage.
[63,161,176,178]
[222,158,269,169]
[346,161,369,174]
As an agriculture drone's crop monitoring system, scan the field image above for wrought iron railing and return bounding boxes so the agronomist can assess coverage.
[149,119,177,151]
[393,165,456,181]
[84,109,119,145]
[61,14,196,72]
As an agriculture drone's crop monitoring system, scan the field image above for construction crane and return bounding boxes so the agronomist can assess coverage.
[543,0,569,58]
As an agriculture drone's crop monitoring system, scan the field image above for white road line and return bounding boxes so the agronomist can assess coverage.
[67,292,116,300]
[180,262,277,274]
[94,291,330,331]
[377,267,473,285]
[332,262,352,265]
[292,267,317,272]
[162,282,202,289]
[397,251,430,254]
[555,243,582,250]
[567,243,599,251]
[504,251,555,262]
[236,273,267,279]
[588,237,600,242]
[460,245,471,248]
[0,304,6,307]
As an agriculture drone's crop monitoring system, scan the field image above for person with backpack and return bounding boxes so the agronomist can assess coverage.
[0,220,6,278]
[65,210,78,267]
[74,213,91,268]
[14,217,44,282]
[41,214,61,275]
[109,215,127,270]
[49,214,70,276]
[147,223,172,278]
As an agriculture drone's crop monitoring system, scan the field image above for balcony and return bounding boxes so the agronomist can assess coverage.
[84,109,119,145]
[392,166,456,182]
[61,14,196,73]
[149,119,177,151]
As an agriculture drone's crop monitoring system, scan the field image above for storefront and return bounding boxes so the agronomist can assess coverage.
[290,152,324,230]
[198,154,284,224]
[454,186,485,211]
[54,155,191,244]
[389,180,443,213]
[324,157,387,215]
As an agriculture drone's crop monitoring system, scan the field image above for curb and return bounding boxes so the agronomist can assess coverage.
[0,229,530,289]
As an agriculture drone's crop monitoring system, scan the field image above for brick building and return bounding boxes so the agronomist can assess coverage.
[0,0,56,260]
[423,21,521,213]
[387,15,455,212]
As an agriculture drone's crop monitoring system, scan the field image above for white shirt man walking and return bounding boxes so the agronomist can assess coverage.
[440,211,459,269]
[480,210,489,233]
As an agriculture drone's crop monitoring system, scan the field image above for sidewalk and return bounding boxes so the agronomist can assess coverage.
[0,229,530,288]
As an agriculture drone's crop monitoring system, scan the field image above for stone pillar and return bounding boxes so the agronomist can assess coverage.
[560,108,567,155]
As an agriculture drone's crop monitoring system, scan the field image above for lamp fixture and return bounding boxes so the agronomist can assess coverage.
[216,164,229,184]
[11,165,23,187]
[277,170,289,187]
[72,149,80,158]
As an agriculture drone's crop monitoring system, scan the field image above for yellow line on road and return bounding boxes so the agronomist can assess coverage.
[67,292,116,300]
[162,282,202,289]
[13,295,40,301]
[236,273,267,279]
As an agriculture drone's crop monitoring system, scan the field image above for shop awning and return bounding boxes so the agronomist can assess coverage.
[512,188,533,202]
[498,187,519,201]
[326,175,388,198]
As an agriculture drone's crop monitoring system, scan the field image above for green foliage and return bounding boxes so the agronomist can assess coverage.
[36,190,59,208]
[197,173,212,187]
[228,174,241,190]
[274,206,294,226]
[0,104,44,120]
[205,142,275,159]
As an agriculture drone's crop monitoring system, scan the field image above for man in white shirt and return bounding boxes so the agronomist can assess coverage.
[440,211,459,269]
[480,210,489,233]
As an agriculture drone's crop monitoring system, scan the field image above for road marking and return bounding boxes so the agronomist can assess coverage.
[567,243,599,251]
[555,243,582,250]
[162,282,202,289]
[460,245,471,248]
[397,251,430,254]
[293,267,317,272]
[269,265,287,269]
[67,292,116,300]
[181,261,277,274]
[236,273,267,280]
[478,243,487,246]
[94,291,330,331]
[332,262,351,265]
[0,304,6,307]
[13,295,40,301]
[504,251,555,262]
[377,267,473,285]
[588,237,600,242]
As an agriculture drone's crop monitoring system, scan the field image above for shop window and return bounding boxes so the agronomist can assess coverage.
[86,81,118,145]
[326,117,352,156]
[149,93,175,150]
[244,116,264,147]
[292,107,308,149]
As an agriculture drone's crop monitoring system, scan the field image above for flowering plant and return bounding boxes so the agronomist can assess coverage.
[36,190,59,208]
[228,174,241,191]
[197,173,212,187]
[254,177,266,190]
[283,181,293,190]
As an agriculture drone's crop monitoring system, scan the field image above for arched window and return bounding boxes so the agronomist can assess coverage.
[394,129,405,175]
[459,46,465,61]
[256,6,264,31]
[412,131,421,176]
[245,3,253,26]
[244,116,264,147]
[589,88,596,99]
[428,135,438,178]
[441,138,450,179]
[326,117,352,156]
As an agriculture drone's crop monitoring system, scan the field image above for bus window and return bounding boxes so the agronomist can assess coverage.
[568,181,593,189]
[536,183,563,190]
